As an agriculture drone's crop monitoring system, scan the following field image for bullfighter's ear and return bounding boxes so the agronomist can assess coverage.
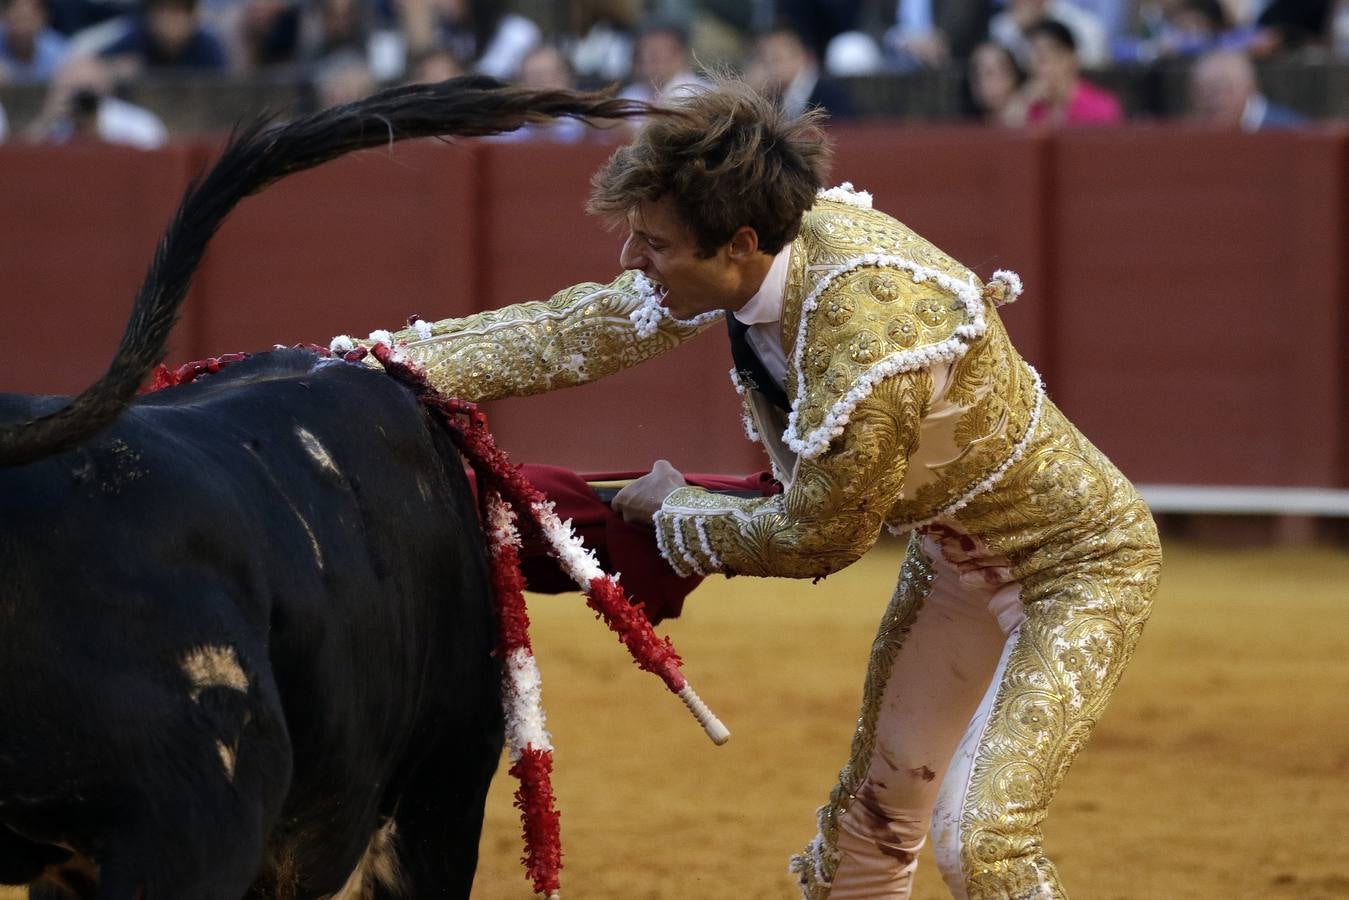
[728,225,761,260]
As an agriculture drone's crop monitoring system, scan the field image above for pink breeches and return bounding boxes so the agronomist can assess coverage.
[829,537,1027,899]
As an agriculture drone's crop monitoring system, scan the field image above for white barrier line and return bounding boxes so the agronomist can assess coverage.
[1138,485,1349,517]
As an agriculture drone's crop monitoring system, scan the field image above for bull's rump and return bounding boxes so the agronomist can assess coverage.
[0,350,502,894]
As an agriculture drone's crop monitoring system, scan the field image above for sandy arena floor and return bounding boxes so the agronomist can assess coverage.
[472,539,1349,899]
[2,541,1344,899]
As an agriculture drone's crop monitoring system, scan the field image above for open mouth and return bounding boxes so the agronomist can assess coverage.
[650,280,669,304]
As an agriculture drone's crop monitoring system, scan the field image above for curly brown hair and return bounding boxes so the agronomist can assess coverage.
[587,79,833,257]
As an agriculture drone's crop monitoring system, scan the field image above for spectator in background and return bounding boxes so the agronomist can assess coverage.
[1073,0,1132,48]
[1335,0,1349,58]
[1190,47,1305,128]
[1171,0,1233,47]
[619,18,708,104]
[882,0,996,70]
[0,0,69,81]
[821,27,885,75]
[422,0,539,80]
[1113,0,1248,62]
[45,0,135,40]
[1019,18,1123,124]
[775,0,864,60]
[566,0,636,82]
[229,0,300,70]
[297,0,402,82]
[643,0,749,66]
[26,53,166,146]
[299,0,367,63]
[747,22,854,119]
[311,45,372,105]
[990,0,1110,68]
[966,38,1027,124]
[518,42,573,91]
[407,42,460,82]
[769,0,892,77]
[691,0,765,60]
[495,43,585,141]
[818,0,994,74]
[99,0,228,73]
[1251,0,1334,54]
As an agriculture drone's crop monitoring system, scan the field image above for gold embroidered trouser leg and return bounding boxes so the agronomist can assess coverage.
[931,554,1159,899]
[792,534,1159,900]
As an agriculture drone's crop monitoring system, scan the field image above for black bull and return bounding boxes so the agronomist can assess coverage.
[0,78,649,898]
[0,353,500,898]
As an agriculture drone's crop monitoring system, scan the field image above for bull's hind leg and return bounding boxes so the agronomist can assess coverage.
[378,704,504,899]
[0,826,73,890]
[92,739,292,899]
[9,831,96,900]
[93,645,293,900]
[24,852,97,900]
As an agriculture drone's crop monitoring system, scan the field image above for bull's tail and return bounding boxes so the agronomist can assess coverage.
[0,75,650,467]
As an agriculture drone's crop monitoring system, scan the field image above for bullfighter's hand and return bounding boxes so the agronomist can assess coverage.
[612,459,686,528]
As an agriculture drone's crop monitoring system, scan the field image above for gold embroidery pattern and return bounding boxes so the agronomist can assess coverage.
[743,202,986,491]
[790,265,969,449]
[780,236,809,400]
[750,201,1046,530]
[656,373,931,579]
[805,201,976,280]
[947,403,1163,898]
[886,314,1040,528]
[772,200,979,458]
[380,271,707,401]
[789,535,935,899]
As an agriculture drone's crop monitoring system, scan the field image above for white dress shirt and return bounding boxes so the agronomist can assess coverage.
[731,246,792,388]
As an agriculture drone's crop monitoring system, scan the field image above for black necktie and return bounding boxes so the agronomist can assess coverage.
[726,316,790,412]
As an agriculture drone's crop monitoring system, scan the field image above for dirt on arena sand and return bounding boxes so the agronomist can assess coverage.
[473,539,1349,899]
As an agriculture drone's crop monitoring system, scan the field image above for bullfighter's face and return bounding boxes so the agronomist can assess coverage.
[619,197,764,321]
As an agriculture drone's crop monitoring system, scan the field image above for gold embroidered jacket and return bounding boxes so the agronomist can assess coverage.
[375,189,1151,588]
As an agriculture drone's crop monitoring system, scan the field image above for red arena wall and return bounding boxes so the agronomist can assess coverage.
[1,127,1345,485]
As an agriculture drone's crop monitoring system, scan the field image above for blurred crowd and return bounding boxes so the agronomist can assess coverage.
[0,0,1344,145]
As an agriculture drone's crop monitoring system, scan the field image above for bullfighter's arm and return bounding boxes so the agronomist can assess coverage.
[652,371,932,579]
[371,271,716,401]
